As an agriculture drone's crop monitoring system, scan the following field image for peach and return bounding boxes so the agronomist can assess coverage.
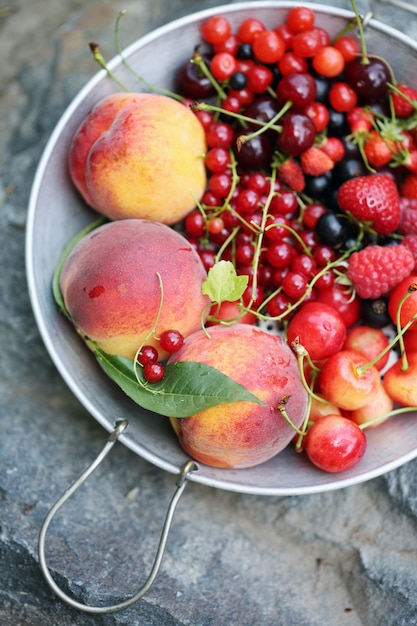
[59,218,210,359]
[168,324,308,469]
[68,92,207,224]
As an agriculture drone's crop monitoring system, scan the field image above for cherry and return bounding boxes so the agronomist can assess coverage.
[277,112,316,156]
[233,131,274,170]
[346,384,393,429]
[344,57,391,102]
[342,325,391,371]
[319,349,381,411]
[177,56,216,100]
[304,415,367,473]
[276,72,317,111]
[384,352,417,406]
[388,275,417,330]
[287,301,347,361]
[316,284,361,329]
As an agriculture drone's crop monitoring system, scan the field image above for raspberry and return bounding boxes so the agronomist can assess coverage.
[402,234,417,272]
[347,244,415,299]
[398,197,417,235]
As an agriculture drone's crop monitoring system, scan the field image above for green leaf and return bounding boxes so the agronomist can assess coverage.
[93,348,265,418]
[201,260,248,303]
[52,217,108,318]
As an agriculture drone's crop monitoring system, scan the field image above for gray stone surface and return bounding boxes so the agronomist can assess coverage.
[2,0,417,624]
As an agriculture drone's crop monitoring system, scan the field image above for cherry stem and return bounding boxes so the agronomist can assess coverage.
[192,50,228,101]
[113,11,182,101]
[237,100,292,145]
[395,285,417,371]
[359,405,417,430]
[194,102,282,133]
[89,42,130,91]
[355,288,417,376]
[350,0,369,64]
[277,396,305,436]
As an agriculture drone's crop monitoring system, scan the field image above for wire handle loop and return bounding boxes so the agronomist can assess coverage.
[38,419,198,614]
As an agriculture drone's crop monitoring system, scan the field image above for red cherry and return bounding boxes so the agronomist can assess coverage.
[316,284,360,329]
[304,415,367,473]
[319,350,381,411]
[388,275,417,330]
[286,301,347,361]
[383,352,417,407]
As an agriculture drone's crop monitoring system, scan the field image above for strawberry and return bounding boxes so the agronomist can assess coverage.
[276,157,305,192]
[347,244,415,299]
[363,131,395,168]
[336,173,400,235]
[401,174,417,200]
[398,197,417,235]
[346,106,374,134]
[300,146,334,176]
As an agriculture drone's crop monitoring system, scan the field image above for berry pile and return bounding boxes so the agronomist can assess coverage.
[165,6,417,472]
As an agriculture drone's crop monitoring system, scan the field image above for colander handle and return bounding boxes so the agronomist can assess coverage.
[37,419,198,614]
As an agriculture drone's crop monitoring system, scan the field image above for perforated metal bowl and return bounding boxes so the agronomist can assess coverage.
[26,2,417,496]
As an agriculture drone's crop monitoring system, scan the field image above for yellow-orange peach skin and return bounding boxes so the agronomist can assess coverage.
[59,219,210,359]
[169,324,308,469]
[68,92,207,224]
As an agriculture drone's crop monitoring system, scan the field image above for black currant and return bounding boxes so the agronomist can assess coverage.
[360,297,391,328]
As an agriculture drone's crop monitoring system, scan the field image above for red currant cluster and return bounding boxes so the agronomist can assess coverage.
[175,7,417,333]
[137,329,184,382]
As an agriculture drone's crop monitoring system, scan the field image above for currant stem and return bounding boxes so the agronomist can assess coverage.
[133,272,165,389]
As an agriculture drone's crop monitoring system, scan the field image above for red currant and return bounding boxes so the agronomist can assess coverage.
[159,329,185,353]
[201,16,232,45]
[143,362,165,383]
[137,345,159,366]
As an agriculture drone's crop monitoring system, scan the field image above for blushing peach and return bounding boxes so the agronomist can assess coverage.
[60,219,210,359]
[169,324,309,469]
[68,92,207,224]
